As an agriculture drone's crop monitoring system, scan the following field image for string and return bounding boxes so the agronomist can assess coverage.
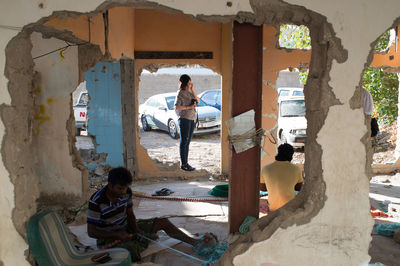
[138,234,208,264]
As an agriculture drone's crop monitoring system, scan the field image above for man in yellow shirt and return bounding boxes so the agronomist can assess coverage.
[260,143,303,212]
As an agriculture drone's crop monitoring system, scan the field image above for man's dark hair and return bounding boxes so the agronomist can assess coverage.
[179,74,191,90]
[108,167,133,186]
[275,143,294,162]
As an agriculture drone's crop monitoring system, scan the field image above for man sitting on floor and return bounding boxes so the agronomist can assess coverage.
[260,143,303,213]
[87,167,214,262]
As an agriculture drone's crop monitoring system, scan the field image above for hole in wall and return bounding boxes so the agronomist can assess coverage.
[276,68,307,165]
[279,24,311,50]
[259,22,311,218]
[360,25,400,266]
[138,65,222,174]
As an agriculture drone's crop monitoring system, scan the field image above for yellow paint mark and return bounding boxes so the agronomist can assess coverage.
[47,98,54,104]
[59,49,65,61]
[51,62,56,67]
[33,104,50,135]
[35,86,41,95]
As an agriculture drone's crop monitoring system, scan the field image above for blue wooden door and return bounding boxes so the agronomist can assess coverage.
[85,62,124,167]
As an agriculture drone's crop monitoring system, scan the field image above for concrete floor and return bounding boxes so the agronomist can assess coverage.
[70,179,229,266]
[68,176,400,265]
[133,180,229,266]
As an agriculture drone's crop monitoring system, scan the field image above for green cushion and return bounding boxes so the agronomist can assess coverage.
[27,210,131,266]
[209,184,229,197]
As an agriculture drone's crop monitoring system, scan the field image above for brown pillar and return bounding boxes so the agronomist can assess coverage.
[120,58,137,176]
[229,22,263,233]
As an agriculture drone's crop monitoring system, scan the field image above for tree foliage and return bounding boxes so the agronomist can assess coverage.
[362,67,398,124]
[279,24,311,49]
[374,30,391,52]
[299,71,309,85]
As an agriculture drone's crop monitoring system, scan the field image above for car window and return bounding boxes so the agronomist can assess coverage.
[280,100,305,117]
[278,90,290,97]
[165,96,176,110]
[216,91,221,105]
[77,93,88,106]
[293,91,304,97]
[146,97,158,107]
[153,97,164,108]
[201,91,217,105]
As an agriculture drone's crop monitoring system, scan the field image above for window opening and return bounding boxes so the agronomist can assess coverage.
[279,24,311,50]
[139,65,222,174]
[73,81,88,136]
[276,69,307,164]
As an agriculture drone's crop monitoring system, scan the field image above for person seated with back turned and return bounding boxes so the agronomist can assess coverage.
[260,143,303,213]
[87,167,215,262]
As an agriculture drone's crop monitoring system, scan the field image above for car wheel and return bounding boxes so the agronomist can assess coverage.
[168,120,179,139]
[141,115,151,131]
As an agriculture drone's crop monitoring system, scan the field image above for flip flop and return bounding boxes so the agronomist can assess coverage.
[152,188,174,196]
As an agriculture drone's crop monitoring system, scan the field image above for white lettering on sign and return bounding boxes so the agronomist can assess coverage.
[80,112,85,117]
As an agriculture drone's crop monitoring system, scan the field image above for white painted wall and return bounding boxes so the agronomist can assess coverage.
[30,32,82,196]
[0,0,399,265]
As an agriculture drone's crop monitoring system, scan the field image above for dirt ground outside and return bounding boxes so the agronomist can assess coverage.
[139,129,221,174]
[140,122,398,170]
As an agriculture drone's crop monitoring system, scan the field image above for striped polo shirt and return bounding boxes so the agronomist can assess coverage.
[87,185,133,232]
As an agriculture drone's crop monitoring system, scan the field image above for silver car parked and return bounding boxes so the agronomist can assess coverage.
[139,92,221,139]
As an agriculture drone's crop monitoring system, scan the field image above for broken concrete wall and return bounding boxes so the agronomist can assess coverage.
[30,32,82,198]
[0,2,104,265]
[221,0,400,265]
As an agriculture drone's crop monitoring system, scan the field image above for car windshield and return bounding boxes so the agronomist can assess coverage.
[77,93,88,106]
[280,100,305,117]
[293,90,304,97]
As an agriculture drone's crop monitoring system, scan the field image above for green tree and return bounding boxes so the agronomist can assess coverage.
[375,30,391,52]
[299,71,309,85]
[362,67,398,124]
[279,24,311,49]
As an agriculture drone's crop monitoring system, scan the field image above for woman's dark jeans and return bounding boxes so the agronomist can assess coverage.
[178,118,195,165]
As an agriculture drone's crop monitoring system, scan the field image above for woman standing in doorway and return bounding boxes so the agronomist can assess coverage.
[174,74,199,171]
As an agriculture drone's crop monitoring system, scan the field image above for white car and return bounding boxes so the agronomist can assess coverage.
[139,92,221,139]
[277,96,307,148]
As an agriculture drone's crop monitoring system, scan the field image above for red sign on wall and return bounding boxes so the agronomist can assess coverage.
[80,112,85,117]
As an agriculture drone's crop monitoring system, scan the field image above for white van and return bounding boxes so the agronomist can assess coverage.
[73,91,88,135]
[277,96,307,148]
[277,87,304,100]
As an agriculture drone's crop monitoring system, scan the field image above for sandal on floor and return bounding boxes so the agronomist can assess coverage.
[152,188,174,196]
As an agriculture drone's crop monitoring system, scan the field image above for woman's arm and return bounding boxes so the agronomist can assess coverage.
[188,83,200,103]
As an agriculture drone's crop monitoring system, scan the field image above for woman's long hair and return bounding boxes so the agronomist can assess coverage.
[179,74,191,90]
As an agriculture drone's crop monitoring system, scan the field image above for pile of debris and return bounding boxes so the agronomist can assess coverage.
[373,121,397,153]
